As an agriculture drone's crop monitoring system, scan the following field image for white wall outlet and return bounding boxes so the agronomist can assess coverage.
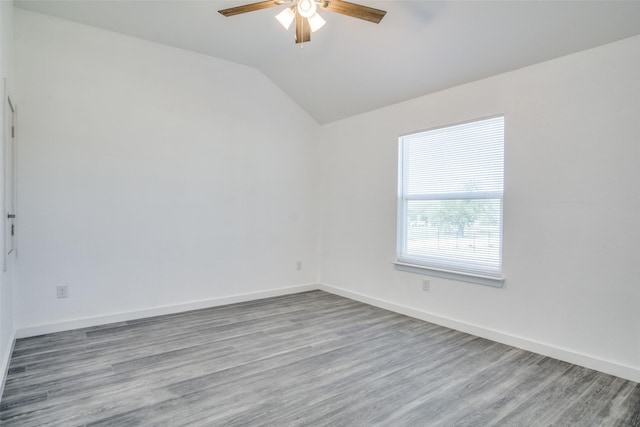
[422,279,430,292]
[296,261,302,271]
[56,285,69,299]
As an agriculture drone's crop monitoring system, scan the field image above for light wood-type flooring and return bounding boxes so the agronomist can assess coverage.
[1,290,638,426]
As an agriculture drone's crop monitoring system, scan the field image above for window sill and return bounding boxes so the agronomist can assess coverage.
[393,261,505,288]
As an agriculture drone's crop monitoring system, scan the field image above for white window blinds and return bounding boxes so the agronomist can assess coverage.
[397,116,504,279]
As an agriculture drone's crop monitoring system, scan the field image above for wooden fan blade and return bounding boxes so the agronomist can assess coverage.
[321,0,386,23]
[218,1,281,17]
[295,13,311,44]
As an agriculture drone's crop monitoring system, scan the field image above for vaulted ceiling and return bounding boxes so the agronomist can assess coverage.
[15,0,640,124]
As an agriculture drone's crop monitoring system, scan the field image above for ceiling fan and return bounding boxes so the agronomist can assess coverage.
[218,0,387,44]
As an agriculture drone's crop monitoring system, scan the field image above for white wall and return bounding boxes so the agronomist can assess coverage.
[317,35,640,381]
[13,9,319,331]
[0,0,16,389]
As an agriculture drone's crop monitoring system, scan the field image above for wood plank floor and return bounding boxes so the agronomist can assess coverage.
[1,290,638,426]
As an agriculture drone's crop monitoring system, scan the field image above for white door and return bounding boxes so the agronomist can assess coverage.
[3,90,16,272]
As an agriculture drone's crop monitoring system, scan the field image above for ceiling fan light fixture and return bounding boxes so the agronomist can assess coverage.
[275,7,295,30]
[307,12,326,32]
[297,0,317,18]
[219,0,386,45]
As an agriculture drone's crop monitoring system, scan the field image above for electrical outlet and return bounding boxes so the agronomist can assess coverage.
[56,285,69,299]
[296,261,302,271]
[422,279,430,292]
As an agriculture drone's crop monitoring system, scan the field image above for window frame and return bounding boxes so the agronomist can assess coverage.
[395,116,505,287]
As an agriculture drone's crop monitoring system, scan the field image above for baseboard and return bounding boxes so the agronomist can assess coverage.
[16,283,318,339]
[0,329,16,400]
[318,283,640,383]
[13,282,640,383]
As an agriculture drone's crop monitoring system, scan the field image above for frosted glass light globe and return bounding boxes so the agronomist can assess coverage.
[297,0,317,18]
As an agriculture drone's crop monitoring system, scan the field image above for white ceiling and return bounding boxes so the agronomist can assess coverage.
[14,0,640,124]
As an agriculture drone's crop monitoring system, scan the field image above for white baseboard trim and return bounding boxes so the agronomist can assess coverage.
[12,282,640,383]
[317,283,640,383]
[0,329,16,400]
[16,283,318,339]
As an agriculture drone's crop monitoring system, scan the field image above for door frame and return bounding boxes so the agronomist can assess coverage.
[2,79,16,272]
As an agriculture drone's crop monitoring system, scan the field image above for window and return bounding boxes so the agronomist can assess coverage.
[396,116,504,286]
